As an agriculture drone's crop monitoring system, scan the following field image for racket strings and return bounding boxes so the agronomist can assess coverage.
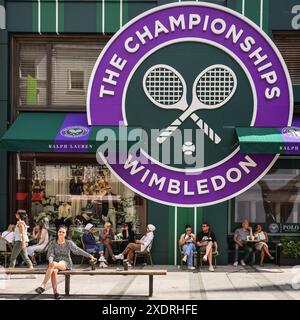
[145,67,183,105]
[196,68,234,105]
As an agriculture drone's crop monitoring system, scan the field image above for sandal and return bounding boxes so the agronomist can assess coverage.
[35,287,45,294]
[54,293,62,300]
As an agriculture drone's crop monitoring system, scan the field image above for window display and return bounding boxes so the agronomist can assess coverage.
[16,160,146,236]
[234,167,300,234]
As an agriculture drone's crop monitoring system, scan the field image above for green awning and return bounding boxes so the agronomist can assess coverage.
[0,113,140,153]
[236,127,300,154]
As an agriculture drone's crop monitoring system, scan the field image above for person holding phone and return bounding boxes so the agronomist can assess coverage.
[179,224,196,270]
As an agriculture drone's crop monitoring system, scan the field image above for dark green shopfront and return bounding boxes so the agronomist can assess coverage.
[1,0,300,266]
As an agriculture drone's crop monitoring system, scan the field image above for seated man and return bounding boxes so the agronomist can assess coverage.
[82,223,107,268]
[179,224,196,270]
[233,219,253,267]
[196,222,218,272]
[114,224,156,267]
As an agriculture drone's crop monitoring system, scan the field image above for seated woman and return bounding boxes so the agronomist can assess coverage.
[254,224,275,266]
[82,223,107,267]
[120,222,135,252]
[114,224,156,267]
[100,222,116,262]
[34,225,96,299]
[179,224,196,270]
[28,223,49,265]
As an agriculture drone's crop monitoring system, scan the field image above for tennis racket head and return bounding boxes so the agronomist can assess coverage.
[192,64,237,109]
[143,64,188,110]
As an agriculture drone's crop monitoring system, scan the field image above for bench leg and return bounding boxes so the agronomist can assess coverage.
[149,275,153,297]
[65,275,70,296]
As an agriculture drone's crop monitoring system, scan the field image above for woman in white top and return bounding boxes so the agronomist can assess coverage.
[254,224,275,266]
[179,224,196,270]
[9,210,33,268]
[28,223,49,265]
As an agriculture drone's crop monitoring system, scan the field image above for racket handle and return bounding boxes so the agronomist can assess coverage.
[156,119,182,144]
[190,113,221,144]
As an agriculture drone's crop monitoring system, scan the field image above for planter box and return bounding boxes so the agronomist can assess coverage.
[279,253,300,266]
[278,246,300,266]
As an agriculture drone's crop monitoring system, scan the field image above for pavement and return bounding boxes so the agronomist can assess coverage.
[0,264,300,300]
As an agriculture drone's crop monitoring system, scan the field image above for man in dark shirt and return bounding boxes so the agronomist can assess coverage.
[196,222,219,272]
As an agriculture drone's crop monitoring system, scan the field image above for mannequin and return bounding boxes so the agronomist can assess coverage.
[70,176,83,219]
[55,202,72,231]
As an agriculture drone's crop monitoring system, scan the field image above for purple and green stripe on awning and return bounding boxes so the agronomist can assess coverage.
[236,126,300,154]
[0,113,138,153]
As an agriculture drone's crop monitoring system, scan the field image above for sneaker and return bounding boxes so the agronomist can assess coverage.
[188,266,195,270]
[114,253,124,260]
[269,255,275,261]
[182,254,187,263]
[209,265,214,272]
[98,256,107,263]
[240,259,246,266]
[233,261,238,267]
[127,263,132,267]
[202,255,208,262]
[99,262,108,268]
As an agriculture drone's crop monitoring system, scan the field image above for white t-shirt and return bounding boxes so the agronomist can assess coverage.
[140,232,154,252]
[1,231,15,244]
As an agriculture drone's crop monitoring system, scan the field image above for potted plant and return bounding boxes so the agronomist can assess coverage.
[279,237,300,266]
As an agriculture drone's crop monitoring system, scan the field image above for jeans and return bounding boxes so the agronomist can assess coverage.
[9,241,33,268]
[182,243,196,267]
[234,243,253,262]
[86,243,104,253]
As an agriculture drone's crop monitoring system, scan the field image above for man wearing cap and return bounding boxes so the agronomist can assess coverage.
[114,224,156,267]
[82,223,107,267]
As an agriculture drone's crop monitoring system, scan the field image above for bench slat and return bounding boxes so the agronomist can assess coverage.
[2,268,167,276]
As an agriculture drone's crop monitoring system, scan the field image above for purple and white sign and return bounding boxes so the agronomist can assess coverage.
[87,2,293,207]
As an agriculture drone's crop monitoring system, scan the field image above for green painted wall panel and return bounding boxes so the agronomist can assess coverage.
[244,0,261,27]
[202,202,228,264]
[96,0,103,33]
[148,200,174,265]
[58,1,64,33]
[41,0,56,33]
[64,2,97,33]
[0,44,7,101]
[105,1,120,32]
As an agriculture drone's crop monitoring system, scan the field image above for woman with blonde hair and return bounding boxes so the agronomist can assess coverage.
[100,222,116,262]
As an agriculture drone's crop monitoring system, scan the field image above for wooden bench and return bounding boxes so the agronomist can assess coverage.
[2,268,167,297]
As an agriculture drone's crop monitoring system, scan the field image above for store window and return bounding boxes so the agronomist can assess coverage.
[15,37,108,109]
[232,160,300,235]
[16,157,147,236]
[19,44,47,106]
[273,32,300,85]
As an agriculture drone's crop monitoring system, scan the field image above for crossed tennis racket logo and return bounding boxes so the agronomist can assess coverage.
[143,64,237,145]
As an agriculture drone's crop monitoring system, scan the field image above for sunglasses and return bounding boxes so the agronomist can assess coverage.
[202,225,208,228]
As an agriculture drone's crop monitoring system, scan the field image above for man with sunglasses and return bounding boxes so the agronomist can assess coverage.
[196,223,219,272]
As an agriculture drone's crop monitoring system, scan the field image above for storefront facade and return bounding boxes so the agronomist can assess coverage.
[0,0,300,265]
